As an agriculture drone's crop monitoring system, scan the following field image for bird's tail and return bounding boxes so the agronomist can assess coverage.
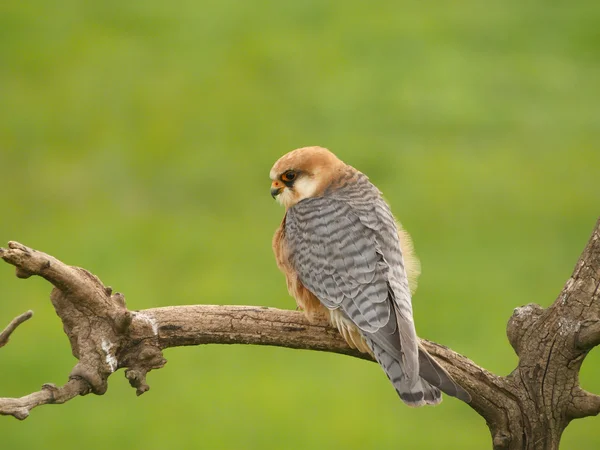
[417,344,471,403]
[365,338,471,407]
[366,337,442,407]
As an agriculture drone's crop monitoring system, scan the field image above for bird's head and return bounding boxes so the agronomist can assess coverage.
[269,146,345,208]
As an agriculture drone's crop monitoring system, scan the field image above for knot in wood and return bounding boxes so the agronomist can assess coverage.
[492,431,511,449]
[507,303,544,356]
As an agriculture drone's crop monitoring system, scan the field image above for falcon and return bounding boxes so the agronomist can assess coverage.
[270,146,470,406]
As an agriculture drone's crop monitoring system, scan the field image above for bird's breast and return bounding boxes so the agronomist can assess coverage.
[272,217,326,320]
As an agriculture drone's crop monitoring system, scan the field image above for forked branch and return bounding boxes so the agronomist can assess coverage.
[0,379,90,420]
[1,218,599,450]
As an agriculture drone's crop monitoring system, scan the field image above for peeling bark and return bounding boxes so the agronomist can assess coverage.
[1,218,599,449]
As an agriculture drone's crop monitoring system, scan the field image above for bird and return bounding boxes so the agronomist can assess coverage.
[270,146,470,407]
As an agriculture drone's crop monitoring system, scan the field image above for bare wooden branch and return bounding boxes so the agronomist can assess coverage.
[1,217,599,449]
[567,387,600,419]
[576,320,600,350]
[0,310,33,348]
[0,378,90,420]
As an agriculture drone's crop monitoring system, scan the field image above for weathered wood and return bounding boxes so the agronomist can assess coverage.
[1,219,599,449]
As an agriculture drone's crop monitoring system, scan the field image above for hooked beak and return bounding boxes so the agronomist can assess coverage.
[270,181,283,199]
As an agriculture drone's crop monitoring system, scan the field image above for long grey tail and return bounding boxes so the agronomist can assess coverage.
[365,338,471,407]
[418,344,471,403]
[366,337,442,407]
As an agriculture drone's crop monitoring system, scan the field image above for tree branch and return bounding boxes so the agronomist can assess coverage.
[1,218,599,449]
[0,378,90,420]
[568,387,600,419]
[576,319,600,350]
[0,241,487,414]
[0,310,33,348]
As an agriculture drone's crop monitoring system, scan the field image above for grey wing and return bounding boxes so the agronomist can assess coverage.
[361,195,421,382]
[286,194,471,405]
[285,196,419,382]
[285,197,392,333]
[364,196,470,403]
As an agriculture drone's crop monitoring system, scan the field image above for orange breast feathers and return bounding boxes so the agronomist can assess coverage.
[272,217,326,319]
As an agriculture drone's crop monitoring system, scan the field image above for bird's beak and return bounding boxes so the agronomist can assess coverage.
[271,180,283,199]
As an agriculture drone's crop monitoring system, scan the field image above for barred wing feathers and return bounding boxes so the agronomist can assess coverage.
[284,176,470,405]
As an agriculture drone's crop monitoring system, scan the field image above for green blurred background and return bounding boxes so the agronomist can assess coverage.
[1,0,599,448]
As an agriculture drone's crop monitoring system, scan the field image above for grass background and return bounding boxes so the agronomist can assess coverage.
[1,0,599,448]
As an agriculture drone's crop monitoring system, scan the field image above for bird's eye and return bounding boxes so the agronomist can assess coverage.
[281,171,297,183]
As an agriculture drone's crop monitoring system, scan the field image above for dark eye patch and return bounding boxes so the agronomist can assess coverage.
[281,170,297,185]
